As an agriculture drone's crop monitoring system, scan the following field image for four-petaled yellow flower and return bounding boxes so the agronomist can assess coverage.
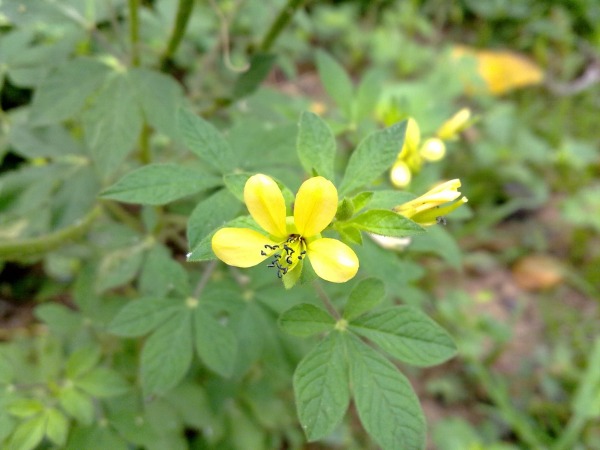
[394,179,468,226]
[211,174,359,283]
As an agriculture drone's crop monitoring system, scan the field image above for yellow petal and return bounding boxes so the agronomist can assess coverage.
[390,160,412,188]
[244,174,287,238]
[419,138,446,162]
[294,177,338,237]
[211,228,276,268]
[307,238,358,283]
[436,108,471,140]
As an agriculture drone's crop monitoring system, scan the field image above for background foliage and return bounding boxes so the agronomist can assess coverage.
[1,0,599,449]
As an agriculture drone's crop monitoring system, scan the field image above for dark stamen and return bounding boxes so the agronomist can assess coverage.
[260,250,267,256]
[286,256,293,264]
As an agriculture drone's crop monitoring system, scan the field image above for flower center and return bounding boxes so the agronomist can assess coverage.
[260,234,307,278]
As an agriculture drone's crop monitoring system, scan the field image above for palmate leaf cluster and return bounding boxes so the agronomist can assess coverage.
[0,1,459,449]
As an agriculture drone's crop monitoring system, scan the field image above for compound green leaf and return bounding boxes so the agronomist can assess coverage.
[141,311,194,395]
[45,408,69,447]
[130,68,184,140]
[178,109,236,173]
[297,111,336,180]
[6,413,46,450]
[347,335,425,450]
[76,367,129,398]
[315,51,354,118]
[65,345,102,379]
[59,387,95,425]
[232,52,276,99]
[193,307,237,377]
[279,303,335,337]
[139,245,190,298]
[343,277,385,321]
[187,189,241,249]
[30,58,110,125]
[101,163,221,205]
[339,121,407,196]
[83,71,143,177]
[108,297,183,337]
[350,306,457,367]
[349,209,425,237]
[293,332,349,441]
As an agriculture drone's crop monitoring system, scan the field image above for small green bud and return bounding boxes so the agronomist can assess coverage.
[335,198,355,222]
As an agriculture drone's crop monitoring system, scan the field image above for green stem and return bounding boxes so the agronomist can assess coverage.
[193,261,218,298]
[313,281,341,320]
[128,0,140,66]
[0,206,102,261]
[159,0,195,70]
[100,200,144,233]
[138,122,152,164]
[258,0,307,53]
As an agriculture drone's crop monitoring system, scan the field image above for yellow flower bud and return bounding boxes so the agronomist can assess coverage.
[401,118,421,156]
[390,160,412,188]
[394,179,468,226]
[436,108,471,140]
[419,138,446,162]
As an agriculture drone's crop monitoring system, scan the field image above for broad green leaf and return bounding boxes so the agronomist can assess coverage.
[65,426,129,450]
[336,224,363,245]
[76,367,129,398]
[351,306,457,367]
[315,51,354,118]
[45,408,69,447]
[59,387,95,425]
[0,412,16,443]
[193,307,237,377]
[141,311,193,395]
[349,209,425,237]
[232,53,276,99]
[100,163,220,205]
[296,111,336,180]
[187,189,241,249]
[347,335,425,450]
[409,226,463,269]
[66,345,102,379]
[34,304,81,335]
[351,191,374,212]
[83,71,143,176]
[6,413,46,450]
[130,68,184,139]
[355,69,383,122]
[343,277,385,321]
[139,245,190,298]
[339,121,407,196]
[108,297,183,337]
[187,215,262,262]
[30,58,110,125]
[95,244,146,293]
[6,399,44,418]
[293,332,349,441]
[178,109,236,173]
[279,303,335,337]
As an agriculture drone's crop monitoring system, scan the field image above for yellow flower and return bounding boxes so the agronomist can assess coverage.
[452,46,544,95]
[436,108,472,140]
[419,137,446,162]
[390,160,412,188]
[393,179,468,226]
[211,174,359,284]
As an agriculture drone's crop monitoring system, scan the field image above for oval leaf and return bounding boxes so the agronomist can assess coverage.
[279,303,335,337]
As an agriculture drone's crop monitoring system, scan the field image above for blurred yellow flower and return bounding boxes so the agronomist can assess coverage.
[419,137,446,162]
[393,179,468,226]
[452,45,544,95]
[436,108,471,140]
[211,174,359,284]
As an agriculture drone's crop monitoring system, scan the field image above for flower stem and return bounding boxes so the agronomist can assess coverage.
[313,281,341,320]
[0,206,102,261]
[193,260,218,298]
[159,0,195,70]
[128,0,140,66]
[258,0,307,53]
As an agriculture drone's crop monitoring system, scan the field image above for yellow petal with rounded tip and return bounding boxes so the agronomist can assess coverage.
[419,138,446,162]
[307,238,359,283]
[390,160,412,187]
[244,174,287,238]
[294,177,338,237]
[211,228,276,268]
